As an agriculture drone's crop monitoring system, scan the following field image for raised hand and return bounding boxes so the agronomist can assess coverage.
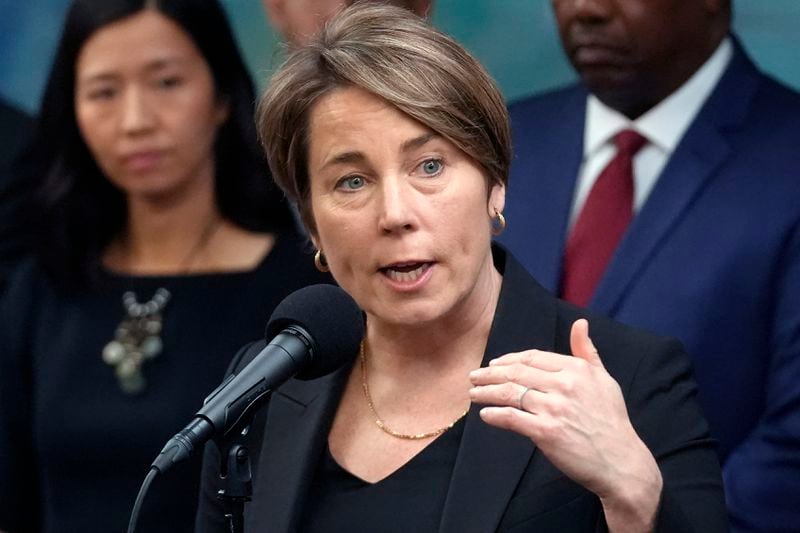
[468,319,662,532]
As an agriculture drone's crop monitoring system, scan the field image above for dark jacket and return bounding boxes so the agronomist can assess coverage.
[197,246,728,532]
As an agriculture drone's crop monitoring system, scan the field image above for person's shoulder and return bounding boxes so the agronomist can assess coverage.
[693,41,800,194]
[259,228,334,286]
[498,247,691,401]
[553,298,687,387]
[0,99,32,131]
[506,84,588,148]
[721,39,800,125]
[753,73,800,124]
[499,246,683,367]
[559,299,679,352]
[2,257,51,301]
[0,99,34,168]
[507,83,586,121]
[0,258,58,347]
[717,55,800,187]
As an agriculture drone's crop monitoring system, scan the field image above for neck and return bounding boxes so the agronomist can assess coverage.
[109,184,222,274]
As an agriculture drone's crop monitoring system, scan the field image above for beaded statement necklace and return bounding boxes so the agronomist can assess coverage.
[102,216,221,394]
[359,341,469,440]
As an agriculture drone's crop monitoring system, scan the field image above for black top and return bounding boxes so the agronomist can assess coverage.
[0,231,330,533]
[300,419,465,533]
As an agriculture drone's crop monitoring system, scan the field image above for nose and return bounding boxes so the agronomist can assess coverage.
[121,87,155,136]
[378,177,417,235]
[554,0,612,23]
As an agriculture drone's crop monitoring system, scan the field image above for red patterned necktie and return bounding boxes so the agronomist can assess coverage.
[561,129,647,307]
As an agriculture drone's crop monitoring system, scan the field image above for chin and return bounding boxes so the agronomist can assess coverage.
[372,300,447,329]
[581,69,645,106]
[582,75,629,96]
[122,179,188,203]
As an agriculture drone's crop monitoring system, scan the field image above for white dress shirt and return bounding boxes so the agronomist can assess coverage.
[567,38,734,230]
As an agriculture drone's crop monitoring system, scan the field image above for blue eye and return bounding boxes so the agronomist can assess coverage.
[338,175,366,190]
[419,158,443,176]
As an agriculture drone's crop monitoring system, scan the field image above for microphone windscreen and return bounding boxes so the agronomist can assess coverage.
[266,284,364,379]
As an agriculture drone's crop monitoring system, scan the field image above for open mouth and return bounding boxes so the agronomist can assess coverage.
[380,262,433,283]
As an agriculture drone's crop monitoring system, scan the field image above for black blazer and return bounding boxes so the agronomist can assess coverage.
[197,247,728,532]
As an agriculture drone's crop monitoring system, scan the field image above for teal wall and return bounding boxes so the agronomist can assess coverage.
[2,1,799,115]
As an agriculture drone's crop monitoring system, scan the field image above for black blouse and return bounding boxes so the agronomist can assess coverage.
[0,232,329,533]
[300,419,465,533]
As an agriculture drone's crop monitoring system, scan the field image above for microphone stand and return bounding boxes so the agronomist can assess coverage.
[215,427,253,533]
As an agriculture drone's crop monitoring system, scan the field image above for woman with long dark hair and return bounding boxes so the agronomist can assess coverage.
[0,1,326,531]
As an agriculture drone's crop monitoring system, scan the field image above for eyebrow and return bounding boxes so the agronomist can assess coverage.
[78,57,185,85]
[320,132,440,171]
[400,132,439,153]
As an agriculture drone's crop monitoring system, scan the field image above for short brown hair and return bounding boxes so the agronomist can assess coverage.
[257,2,510,234]
[346,0,431,15]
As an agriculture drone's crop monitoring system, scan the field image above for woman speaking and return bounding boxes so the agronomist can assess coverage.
[198,4,727,531]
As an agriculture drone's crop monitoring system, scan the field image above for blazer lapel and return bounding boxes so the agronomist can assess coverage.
[247,365,350,532]
[440,248,559,533]
[503,87,587,292]
[592,40,760,315]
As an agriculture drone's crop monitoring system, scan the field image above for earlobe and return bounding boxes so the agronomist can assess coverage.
[314,249,330,272]
[489,182,506,215]
[488,182,507,236]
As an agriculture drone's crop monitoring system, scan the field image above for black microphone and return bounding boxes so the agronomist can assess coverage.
[151,284,364,474]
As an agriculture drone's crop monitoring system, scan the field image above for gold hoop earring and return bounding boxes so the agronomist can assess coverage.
[491,209,506,236]
[314,250,330,272]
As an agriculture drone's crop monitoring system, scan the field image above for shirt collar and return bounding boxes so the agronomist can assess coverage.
[583,37,733,156]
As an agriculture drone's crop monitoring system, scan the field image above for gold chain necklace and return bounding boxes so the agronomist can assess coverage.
[359,341,469,440]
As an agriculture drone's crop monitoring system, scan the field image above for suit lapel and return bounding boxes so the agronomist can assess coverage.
[247,365,350,532]
[440,248,559,533]
[592,41,760,315]
[503,87,587,292]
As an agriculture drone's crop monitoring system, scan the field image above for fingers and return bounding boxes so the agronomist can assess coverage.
[469,381,547,412]
[570,319,603,367]
[470,326,606,420]
[470,361,561,387]
[478,406,551,442]
[488,349,566,372]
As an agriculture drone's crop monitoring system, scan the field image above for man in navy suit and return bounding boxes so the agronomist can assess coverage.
[501,0,800,530]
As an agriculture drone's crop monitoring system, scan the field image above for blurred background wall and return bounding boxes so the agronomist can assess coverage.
[2,0,798,115]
